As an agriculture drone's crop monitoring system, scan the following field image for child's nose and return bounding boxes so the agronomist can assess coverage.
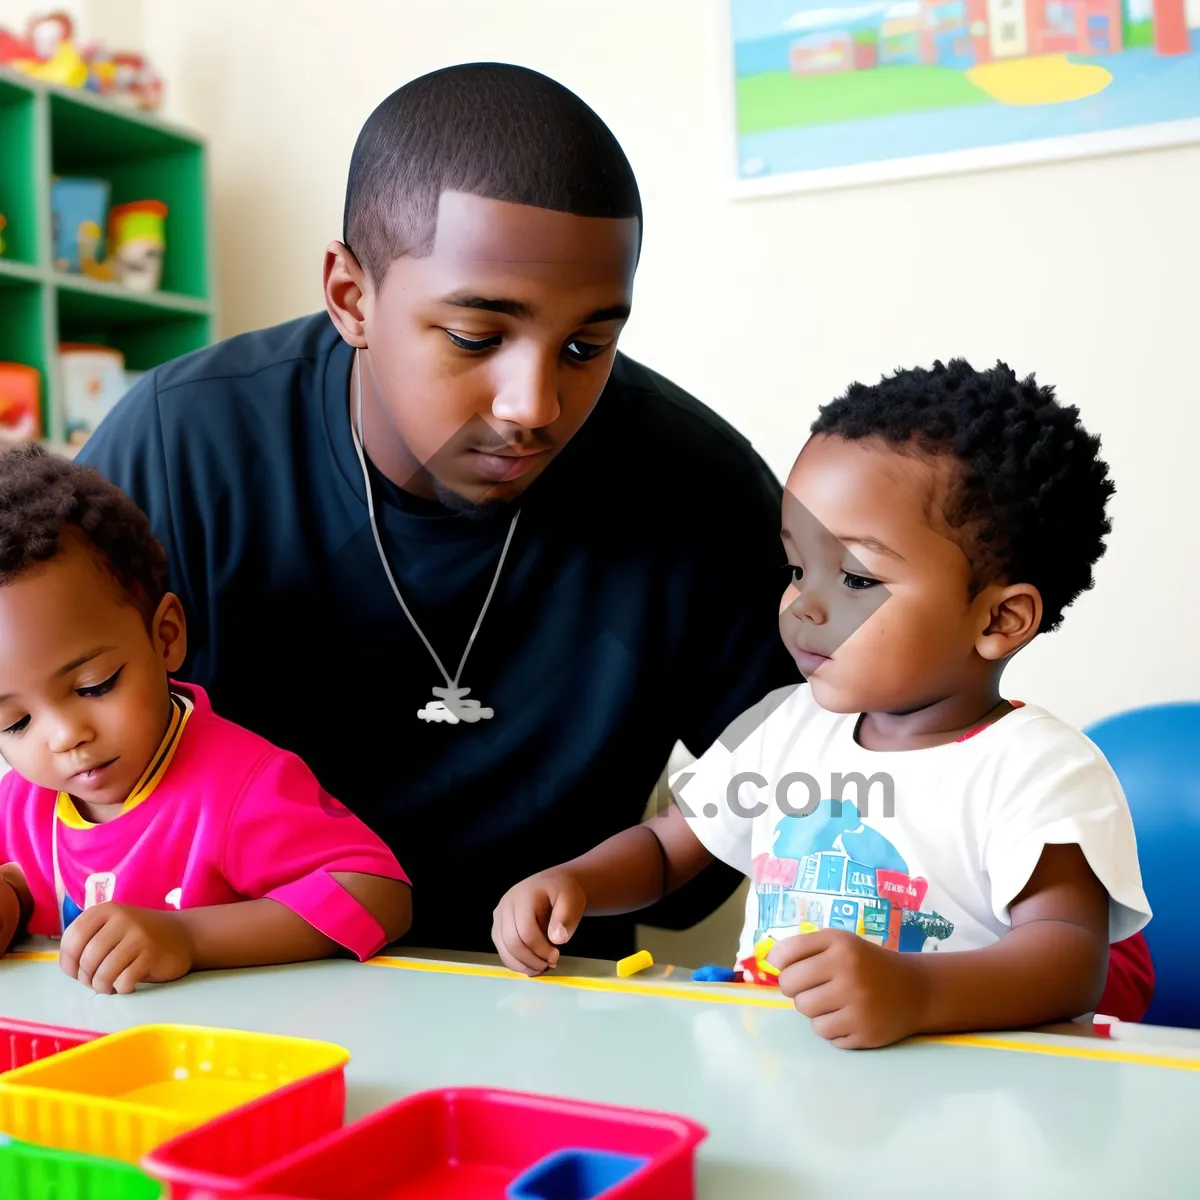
[47,713,93,755]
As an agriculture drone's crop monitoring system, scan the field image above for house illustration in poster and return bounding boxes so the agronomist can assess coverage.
[729,0,1200,187]
[751,801,955,953]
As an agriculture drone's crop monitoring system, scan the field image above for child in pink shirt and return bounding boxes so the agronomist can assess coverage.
[0,445,411,993]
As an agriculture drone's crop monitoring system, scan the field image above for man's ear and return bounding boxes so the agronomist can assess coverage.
[975,582,1042,662]
[152,592,188,674]
[324,240,369,348]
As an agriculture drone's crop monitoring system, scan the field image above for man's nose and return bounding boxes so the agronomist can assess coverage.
[492,348,561,431]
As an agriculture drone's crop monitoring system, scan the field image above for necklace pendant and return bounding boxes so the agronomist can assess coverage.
[418,685,494,725]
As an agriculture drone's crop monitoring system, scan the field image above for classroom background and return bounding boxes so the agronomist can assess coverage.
[1,0,1197,964]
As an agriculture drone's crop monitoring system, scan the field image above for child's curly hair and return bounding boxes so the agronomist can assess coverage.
[0,444,167,623]
[811,359,1115,632]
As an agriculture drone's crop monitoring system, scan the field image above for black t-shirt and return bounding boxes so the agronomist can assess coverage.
[76,313,799,957]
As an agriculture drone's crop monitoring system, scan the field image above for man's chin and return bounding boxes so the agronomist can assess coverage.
[431,476,522,521]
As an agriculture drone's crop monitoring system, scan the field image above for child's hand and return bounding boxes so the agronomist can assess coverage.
[768,929,930,1050]
[58,903,194,995]
[0,863,32,954]
[0,880,21,954]
[492,869,588,977]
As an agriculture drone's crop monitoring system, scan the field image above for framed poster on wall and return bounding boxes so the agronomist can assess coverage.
[723,0,1200,195]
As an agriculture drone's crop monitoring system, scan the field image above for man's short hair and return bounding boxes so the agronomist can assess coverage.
[343,62,642,284]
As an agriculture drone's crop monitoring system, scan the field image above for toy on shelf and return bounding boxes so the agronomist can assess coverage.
[59,343,128,445]
[3,12,164,109]
[109,199,167,291]
[144,1085,707,1200]
[0,363,42,447]
[8,11,88,88]
[51,176,111,274]
[0,1023,349,1164]
[84,46,164,111]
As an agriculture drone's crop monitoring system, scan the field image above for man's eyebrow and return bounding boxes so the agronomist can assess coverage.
[840,536,905,561]
[438,294,631,326]
[440,293,534,319]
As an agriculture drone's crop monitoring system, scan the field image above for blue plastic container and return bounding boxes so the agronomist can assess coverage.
[507,1147,650,1200]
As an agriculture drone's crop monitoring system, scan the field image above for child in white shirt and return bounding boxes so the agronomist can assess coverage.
[492,359,1150,1048]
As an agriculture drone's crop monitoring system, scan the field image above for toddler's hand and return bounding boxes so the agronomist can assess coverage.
[0,863,31,954]
[59,903,194,995]
[769,928,930,1050]
[492,869,587,977]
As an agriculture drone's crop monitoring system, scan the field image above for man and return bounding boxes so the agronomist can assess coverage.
[77,62,798,959]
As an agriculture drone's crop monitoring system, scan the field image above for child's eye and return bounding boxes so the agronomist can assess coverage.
[77,667,123,698]
[1,715,29,735]
[843,572,881,591]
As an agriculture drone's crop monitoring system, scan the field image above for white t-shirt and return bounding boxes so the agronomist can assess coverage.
[672,686,1151,967]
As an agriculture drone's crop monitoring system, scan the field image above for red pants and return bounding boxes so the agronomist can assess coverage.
[1098,932,1155,1022]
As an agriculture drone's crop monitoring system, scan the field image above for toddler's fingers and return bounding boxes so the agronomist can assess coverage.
[499,908,551,976]
[112,952,152,996]
[58,908,114,985]
[89,939,141,996]
[547,886,585,946]
[515,900,560,966]
[788,980,843,1020]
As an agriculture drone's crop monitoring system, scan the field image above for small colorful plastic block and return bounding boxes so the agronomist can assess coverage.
[691,964,742,983]
[507,1147,650,1199]
[616,949,653,978]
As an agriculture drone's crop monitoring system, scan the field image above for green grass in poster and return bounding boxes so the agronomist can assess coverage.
[736,67,991,134]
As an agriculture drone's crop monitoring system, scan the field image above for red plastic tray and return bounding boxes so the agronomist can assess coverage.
[203,1086,707,1200]
[140,1067,346,1198]
[0,1018,100,1074]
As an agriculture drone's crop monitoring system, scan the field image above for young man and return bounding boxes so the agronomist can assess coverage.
[75,63,798,959]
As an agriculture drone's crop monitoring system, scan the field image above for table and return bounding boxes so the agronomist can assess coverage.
[1,941,1197,1199]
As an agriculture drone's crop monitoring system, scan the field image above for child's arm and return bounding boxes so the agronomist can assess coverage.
[58,873,412,995]
[492,805,714,976]
[768,842,1109,1049]
[0,863,34,955]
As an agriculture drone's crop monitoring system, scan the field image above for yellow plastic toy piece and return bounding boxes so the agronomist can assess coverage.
[753,934,780,977]
[798,921,820,934]
[616,949,654,977]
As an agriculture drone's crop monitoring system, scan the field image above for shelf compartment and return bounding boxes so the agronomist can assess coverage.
[0,73,40,266]
[49,91,209,300]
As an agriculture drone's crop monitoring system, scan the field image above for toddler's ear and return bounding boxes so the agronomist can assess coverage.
[976,583,1041,661]
[152,592,188,673]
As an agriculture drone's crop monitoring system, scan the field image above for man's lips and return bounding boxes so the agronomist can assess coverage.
[468,446,553,483]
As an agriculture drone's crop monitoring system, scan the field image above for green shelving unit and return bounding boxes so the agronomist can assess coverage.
[0,66,213,449]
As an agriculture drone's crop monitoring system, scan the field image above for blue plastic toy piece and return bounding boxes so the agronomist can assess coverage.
[507,1148,649,1199]
[1084,702,1200,1029]
[691,964,742,983]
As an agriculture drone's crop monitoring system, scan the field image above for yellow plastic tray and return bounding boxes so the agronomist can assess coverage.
[0,1023,349,1164]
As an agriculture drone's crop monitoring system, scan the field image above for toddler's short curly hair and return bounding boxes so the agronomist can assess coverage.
[811,359,1114,632]
[0,443,167,623]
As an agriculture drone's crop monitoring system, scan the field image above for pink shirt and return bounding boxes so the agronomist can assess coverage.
[0,684,409,961]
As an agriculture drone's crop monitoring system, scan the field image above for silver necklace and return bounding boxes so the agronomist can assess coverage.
[350,351,518,725]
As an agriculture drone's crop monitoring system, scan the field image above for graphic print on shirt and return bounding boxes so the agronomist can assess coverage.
[60,871,118,932]
[751,800,954,952]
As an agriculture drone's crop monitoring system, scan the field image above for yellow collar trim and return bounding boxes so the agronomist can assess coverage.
[56,691,194,830]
